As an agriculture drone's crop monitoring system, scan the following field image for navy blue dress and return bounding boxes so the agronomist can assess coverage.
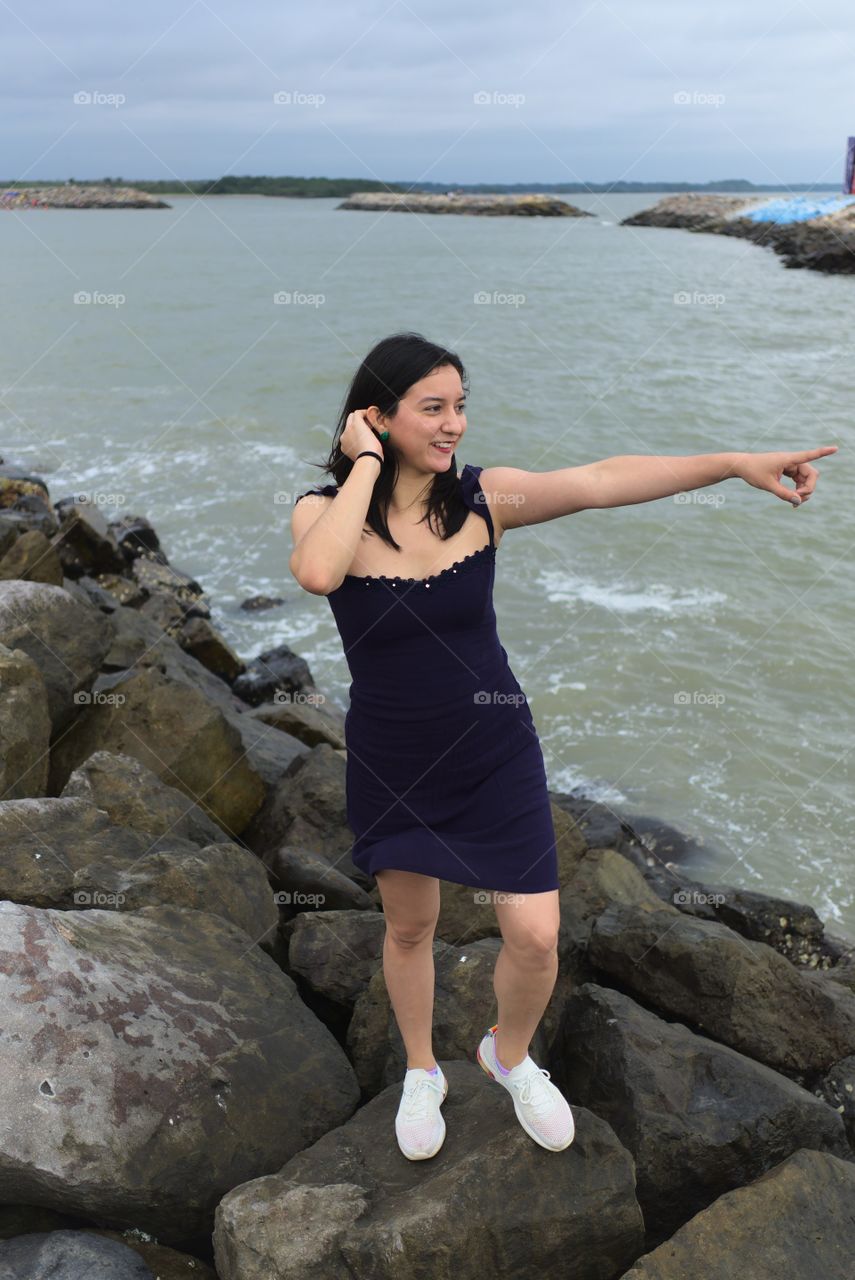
[294,463,559,894]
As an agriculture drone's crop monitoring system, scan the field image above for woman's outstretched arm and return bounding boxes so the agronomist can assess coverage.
[480,445,839,530]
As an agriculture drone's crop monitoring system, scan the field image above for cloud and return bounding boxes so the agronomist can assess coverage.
[0,0,851,183]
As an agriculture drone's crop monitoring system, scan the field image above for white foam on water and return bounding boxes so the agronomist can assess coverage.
[540,569,726,615]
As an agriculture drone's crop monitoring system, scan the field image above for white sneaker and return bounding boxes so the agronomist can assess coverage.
[395,1066,448,1160]
[477,1023,575,1152]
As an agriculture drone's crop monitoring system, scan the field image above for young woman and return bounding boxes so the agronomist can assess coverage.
[290,331,836,1162]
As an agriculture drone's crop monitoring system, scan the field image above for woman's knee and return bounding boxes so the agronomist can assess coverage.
[495,890,560,961]
[375,869,440,948]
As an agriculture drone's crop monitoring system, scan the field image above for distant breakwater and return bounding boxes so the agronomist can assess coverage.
[338,191,592,216]
[622,193,855,275]
[1,184,170,209]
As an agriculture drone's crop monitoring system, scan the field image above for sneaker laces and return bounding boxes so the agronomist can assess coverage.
[401,1076,443,1122]
[513,1066,554,1116]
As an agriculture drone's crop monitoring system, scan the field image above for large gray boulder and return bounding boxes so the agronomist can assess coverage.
[60,750,226,846]
[0,581,114,731]
[0,1230,153,1279]
[48,665,266,836]
[589,901,855,1080]
[0,642,51,799]
[213,1060,644,1280]
[621,1148,855,1279]
[0,796,277,942]
[0,901,360,1252]
[553,982,850,1247]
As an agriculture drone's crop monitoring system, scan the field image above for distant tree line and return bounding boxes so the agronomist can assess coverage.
[0,176,841,196]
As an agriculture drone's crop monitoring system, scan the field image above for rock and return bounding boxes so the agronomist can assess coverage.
[89,572,146,607]
[107,513,162,562]
[239,594,283,611]
[176,615,244,682]
[0,1229,154,1278]
[621,193,762,228]
[243,744,368,887]
[621,194,855,276]
[268,843,376,915]
[212,1061,643,1280]
[131,555,208,616]
[818,1054,855,1150]
[288,908,386,1009]
[338,191,594,217]
[0,464,52,510]
[552,983,849,1248]
[620,1148,855,1279]
[99,609,307,791]
[0,642,51,798]
[248,694,346,750]
[559,847,665,947]
[89,1229,218,1278]
[0,581,114,732]
[52,497,126,578]
[60,750,226,847]
[588,902,855,1080]
[47,665,266,836]
[0,529,63,584]
[0,795,276,941]
[670,880,829,967]
[0,516,19,558]
[3,184,170,209]
[0,901,360,1253]
[232,643,315,707]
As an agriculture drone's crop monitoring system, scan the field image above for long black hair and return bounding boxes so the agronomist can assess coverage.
[304,331,472,552]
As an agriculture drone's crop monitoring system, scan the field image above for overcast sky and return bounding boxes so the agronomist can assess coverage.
[2,0,852,185]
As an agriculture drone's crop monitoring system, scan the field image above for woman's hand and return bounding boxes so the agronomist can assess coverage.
[733,445,839,507]
[340,408,386,464]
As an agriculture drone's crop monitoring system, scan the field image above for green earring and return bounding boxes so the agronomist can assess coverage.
[378,430,389,442]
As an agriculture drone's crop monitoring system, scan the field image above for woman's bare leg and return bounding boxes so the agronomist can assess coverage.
[374,868,441,1070]
[491,890,560,1069]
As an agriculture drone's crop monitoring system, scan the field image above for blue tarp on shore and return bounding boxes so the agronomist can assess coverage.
[743,194,855,224]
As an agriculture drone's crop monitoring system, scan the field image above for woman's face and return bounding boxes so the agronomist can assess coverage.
[376,364,467,473]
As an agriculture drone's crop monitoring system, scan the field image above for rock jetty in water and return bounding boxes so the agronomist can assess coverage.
[622,192,855,274]
[2,452,855,1277]
[0,184,171,209]
[338,190,592,216]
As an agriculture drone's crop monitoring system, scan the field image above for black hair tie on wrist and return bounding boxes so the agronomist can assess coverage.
[355,451,383,465]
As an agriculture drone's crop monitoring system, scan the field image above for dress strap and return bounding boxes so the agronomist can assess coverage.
[459,464,495,548]
[295,482,338,506]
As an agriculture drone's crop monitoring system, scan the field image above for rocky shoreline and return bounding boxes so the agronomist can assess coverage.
[2,457,855,1278]
[338,191,592,216]
[0,184,171,210]
[622,193,855,274]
